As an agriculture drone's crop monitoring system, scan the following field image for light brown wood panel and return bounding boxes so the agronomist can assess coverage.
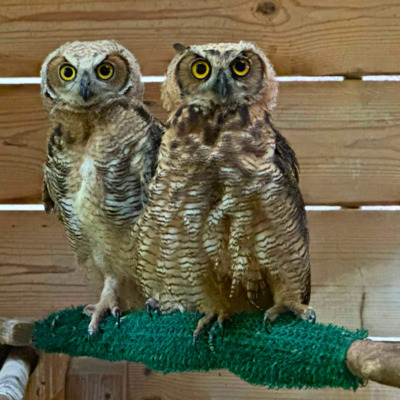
[2,1,400,77]
[128,363,400,400]
[25,353,70,400]
[65,358,127,400]
[2,80,400,205]
[1,210,400,336]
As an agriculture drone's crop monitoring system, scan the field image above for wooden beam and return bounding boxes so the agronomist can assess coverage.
[1,1,400,77]
[0,318,34,346]
[2,81,400,205]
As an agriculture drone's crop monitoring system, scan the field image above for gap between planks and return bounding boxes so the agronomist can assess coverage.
[2,76,400,85]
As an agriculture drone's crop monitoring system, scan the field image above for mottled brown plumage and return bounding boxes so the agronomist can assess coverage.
[134,42,314,334]
[41,40,164,334]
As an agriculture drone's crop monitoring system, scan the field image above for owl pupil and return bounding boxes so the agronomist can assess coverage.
[235,61,246,72]
[64,68,73,78]
[196,64,207,75]
[100,65,110,75]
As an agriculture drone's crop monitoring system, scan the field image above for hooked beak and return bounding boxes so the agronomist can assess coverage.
[79,72,93,101]
[213,70,231,99]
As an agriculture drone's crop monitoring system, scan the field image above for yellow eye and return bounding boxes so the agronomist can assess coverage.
[96,63,114,80]
[191,60,211,80]
[60,64,76,81]
[231,58,250,77]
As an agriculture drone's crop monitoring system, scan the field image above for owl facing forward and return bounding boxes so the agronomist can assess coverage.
[135,42,314,336]
[41,40,164,335]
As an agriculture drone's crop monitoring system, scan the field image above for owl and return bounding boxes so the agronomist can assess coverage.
[134,41,315,337]
[41,40,164,335]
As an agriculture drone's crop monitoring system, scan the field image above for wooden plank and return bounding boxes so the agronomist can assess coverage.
[65,358,127,400]
[1,1,400,77]
[0,212,98,319]
[0,317,34,346]
[25,353,69,400]
[1,210,400,337]
[2,81,400,205]
[127,363,400,400]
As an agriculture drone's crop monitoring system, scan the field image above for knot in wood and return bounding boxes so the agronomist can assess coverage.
[256,1,277,15]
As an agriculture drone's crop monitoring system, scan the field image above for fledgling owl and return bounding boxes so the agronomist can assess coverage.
[41,40,164,335]
[135,42,315,336]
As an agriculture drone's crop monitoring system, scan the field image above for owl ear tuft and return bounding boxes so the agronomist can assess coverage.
[173,43,187,53]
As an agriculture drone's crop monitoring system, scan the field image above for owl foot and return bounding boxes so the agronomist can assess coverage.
[193,314,217,345]
[145,298,161,318]
[263,304,316,333]
[83,301,120,337]
[193,314,229,351]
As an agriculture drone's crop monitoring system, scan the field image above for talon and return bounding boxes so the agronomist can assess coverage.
[146,303,153,318]
[87,329,95,349]
[208,321,225,352]
[306,309,316,324]
[263,312,273,334]
[115,309,121,328]
[145,298,161,318]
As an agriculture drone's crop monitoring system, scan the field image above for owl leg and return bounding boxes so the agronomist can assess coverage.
[83,276,120,336]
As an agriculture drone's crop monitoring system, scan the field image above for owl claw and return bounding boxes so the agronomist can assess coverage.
[87,329,95,349]
[146,298,161,318]
[193,314,229,350]
[263,311,274,334]
[208,320,227,352]
[304,308,316,324]
[114,309,121,328]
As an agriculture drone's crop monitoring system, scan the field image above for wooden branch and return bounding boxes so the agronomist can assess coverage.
[0,318,34,347]
[346,340,400,388]
[0,347,37,400]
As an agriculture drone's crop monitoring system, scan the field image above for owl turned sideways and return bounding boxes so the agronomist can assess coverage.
[41,40,164,335]
[135,41,315,336]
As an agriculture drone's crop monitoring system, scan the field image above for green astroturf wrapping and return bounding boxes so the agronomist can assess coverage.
[34,307,368,390]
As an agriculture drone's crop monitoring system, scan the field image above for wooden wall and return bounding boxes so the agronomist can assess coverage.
[1,0,400,399]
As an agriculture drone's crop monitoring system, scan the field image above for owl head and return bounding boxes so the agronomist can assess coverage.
[161,41,278,114]
[41,40,143,111]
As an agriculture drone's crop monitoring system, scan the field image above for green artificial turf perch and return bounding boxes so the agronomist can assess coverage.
[34,307,368,391]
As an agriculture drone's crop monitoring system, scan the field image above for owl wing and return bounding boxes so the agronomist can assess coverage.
[205,119,310,307]
[43,126,92,266]
[137,110,164,200]
[248,121,310,305]
[42,170,56,214]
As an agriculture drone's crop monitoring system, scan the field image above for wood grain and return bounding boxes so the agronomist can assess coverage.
[2,81,400,205]
[65,358,127,400]
[1,0,400,77]
[127,363,400,400]
[1,210,400,337]
[0,317,34,346]
[25,353,69,400]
